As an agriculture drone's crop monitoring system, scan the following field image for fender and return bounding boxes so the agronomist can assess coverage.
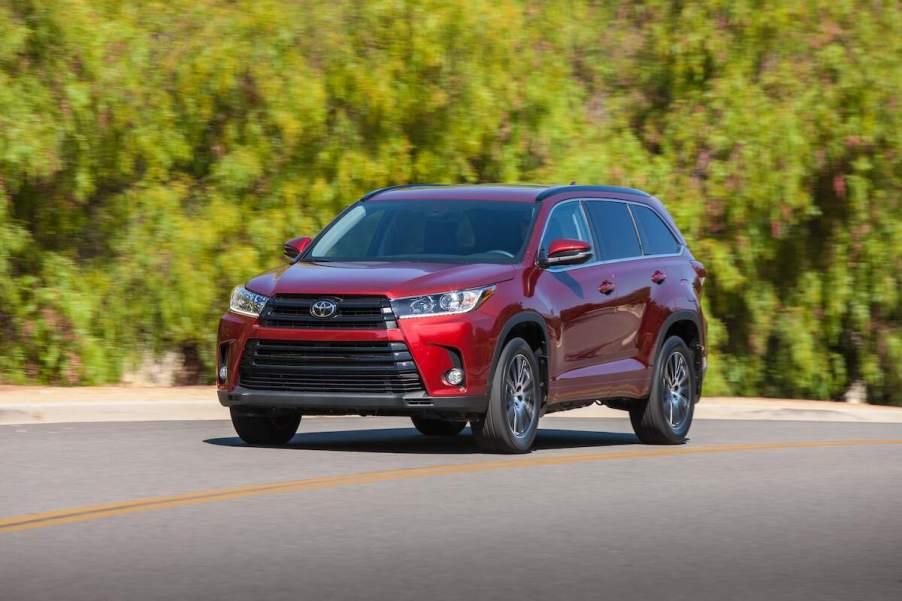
[651,311,704,356]
[650,310,706,394]
[487,310,550,402]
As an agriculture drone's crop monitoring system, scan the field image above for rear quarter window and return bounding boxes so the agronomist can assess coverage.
[632,205,680,255]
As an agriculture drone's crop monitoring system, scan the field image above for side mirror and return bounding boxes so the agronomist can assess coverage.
[283,236,312,262]
[539,239,593,268]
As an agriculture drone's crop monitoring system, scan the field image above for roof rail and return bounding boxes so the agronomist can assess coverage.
[360,183,448,202]
[534,184,650,202]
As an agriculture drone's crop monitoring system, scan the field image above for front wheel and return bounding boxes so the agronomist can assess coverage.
[629,336,695,444]
[230,407,301,445]
[411,416,467,436]
[472,338,542,453]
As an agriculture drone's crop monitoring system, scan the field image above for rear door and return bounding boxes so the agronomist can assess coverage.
[580,200,651,395]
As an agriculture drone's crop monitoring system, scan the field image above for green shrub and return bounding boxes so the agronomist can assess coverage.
[0,0,899,403]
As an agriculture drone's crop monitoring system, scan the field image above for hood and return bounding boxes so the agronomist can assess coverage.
[245,261,516,299]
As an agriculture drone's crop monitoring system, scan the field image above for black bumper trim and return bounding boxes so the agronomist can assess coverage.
[218,387,488,415]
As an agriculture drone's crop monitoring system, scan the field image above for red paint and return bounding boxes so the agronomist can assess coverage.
[547,238,591,257]
[282,236,312,260]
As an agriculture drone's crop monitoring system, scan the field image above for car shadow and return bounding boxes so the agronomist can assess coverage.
[203,427,640,454]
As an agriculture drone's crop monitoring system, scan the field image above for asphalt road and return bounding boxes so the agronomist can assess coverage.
[2,416,901,601]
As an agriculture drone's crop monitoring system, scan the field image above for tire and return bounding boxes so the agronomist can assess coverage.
[629,336,696,444]
[472,337,542,453]
[230,407,301,445]
[410,416,467,436]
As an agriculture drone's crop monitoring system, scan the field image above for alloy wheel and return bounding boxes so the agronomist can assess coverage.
[505,354,536,438]
[662,351,691,430]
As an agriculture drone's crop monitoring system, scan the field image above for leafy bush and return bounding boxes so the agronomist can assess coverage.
[0,0,899,403]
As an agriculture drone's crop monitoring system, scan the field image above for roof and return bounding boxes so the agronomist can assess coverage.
[360,183,683,244]
[363,183,652,203]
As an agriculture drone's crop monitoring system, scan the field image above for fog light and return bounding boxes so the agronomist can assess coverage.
[443,368,464,386]
[218,365,228,382]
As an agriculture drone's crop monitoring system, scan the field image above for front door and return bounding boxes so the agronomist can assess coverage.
[534,200,613,403]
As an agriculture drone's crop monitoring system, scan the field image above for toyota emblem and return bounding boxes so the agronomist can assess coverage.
[310,299,338,318]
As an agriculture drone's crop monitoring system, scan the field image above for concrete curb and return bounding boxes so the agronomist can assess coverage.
[1,386,901,425]
[566,397,902,423]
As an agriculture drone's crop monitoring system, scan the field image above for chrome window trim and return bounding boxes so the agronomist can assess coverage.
[626,203,646,256]
[536,197,685,273]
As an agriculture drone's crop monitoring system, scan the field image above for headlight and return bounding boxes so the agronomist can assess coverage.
[229,286,270,317]
[391,285,495,319]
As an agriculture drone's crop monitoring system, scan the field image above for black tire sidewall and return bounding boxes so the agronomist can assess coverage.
[476,337,542,453]
[648,337,696,441]
[410,416,467,436]
[230,408,301,445]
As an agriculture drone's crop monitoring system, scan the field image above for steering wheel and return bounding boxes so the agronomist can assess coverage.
[484,250,515,258]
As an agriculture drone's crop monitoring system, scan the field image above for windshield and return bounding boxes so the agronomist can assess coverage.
[307,200,536,263]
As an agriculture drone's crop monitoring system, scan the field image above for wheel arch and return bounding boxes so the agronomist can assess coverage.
[652,311,705,396]
[489,311,550,405]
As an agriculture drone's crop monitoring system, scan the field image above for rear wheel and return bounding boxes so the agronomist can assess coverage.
[472,338,542,453]
[230,408,301,445]
[410,416,467,436]
[629,336,695,444]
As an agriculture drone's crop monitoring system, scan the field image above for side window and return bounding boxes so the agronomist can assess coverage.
[585,201,642,260]
[540,202,592,260]
[632,205,680,255]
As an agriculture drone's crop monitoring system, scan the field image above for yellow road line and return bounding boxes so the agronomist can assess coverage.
[3,439,901,534]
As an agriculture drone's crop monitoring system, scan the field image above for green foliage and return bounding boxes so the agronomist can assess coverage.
[0,0,899,402]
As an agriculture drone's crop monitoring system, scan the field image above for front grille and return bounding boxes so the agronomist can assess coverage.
[259,295,396,329]
[239,339,424,394]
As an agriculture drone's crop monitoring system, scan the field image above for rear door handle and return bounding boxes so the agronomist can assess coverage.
[651,270,666,284]
[598,280,615,295]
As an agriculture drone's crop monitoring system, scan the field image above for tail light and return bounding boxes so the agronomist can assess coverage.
[690,260,706,287]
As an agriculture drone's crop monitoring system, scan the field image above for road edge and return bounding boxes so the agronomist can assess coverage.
[1,386,901,425]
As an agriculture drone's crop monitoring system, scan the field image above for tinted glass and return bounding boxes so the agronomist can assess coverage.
[308,200,535,263]
[632,205,680,255]
[585,201,642,260]
[540,202,592,256]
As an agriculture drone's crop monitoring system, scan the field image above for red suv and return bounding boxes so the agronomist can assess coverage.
[217,184,707,453]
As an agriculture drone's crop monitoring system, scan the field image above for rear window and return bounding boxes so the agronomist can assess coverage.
[632,205,680,255]
[308,200,536,263]
[584,201,642,260]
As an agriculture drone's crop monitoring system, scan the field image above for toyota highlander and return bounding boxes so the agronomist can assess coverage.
[217,184,707,453]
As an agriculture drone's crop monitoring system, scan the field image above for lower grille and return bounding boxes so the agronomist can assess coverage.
[239,339,424,394]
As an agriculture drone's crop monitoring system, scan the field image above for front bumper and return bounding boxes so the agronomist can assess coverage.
[219,386,488,417]
[217,305,500,414]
